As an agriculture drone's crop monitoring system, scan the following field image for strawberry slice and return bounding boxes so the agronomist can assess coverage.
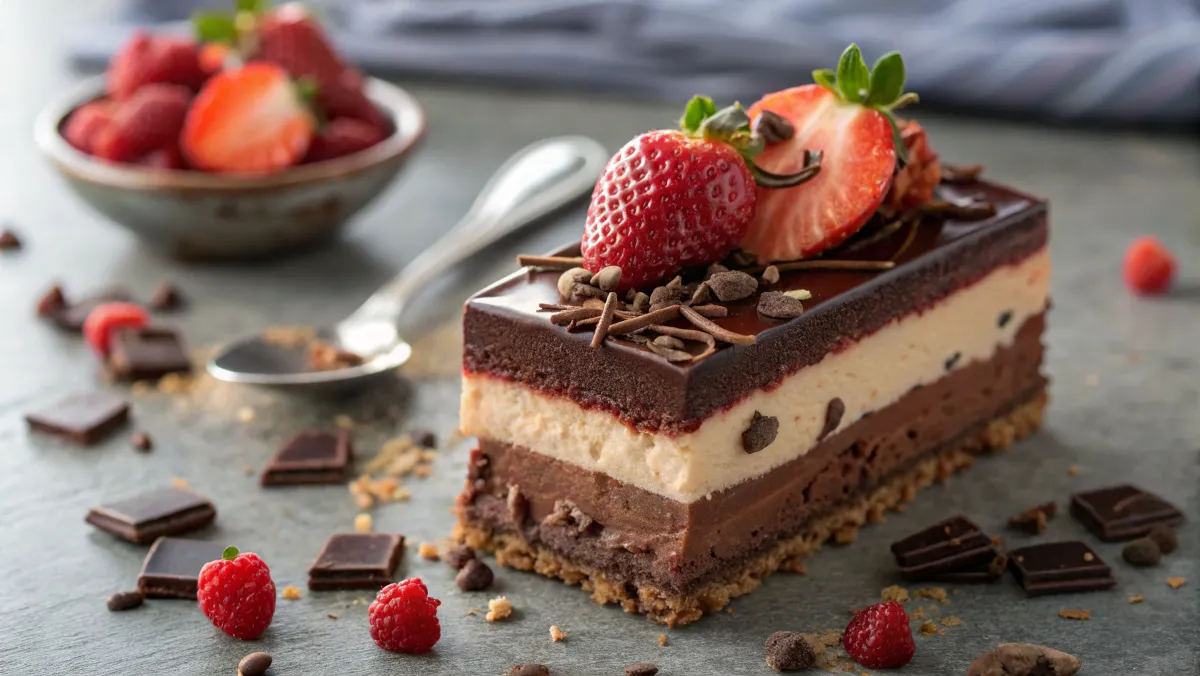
[181,62,315,175]
[742,45,919,263]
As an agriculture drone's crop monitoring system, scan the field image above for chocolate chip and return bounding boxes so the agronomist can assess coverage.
[944,352,962,371]
[997,310,1013,328]
[967,643,1080,676]
[705,263,729,279]
[742,411,779,454]
[557,268,592,298]
[444,544,476,570]
[410,429,437,448]
[238,652,273,676]
[507,665,549,676]
[1122,537,1162,566]
[1008,502,1057,535]
[572,282,607,299]
[149,281,184,311]
[648,285,681,312]
[764,631,815,671]
[652,335,685,350]
[757,291,804,320]
[630,292,650,313]
[106,590,144,612]
[590,266,623,292]
[1148,523,1178,554]
[666,275,684,292]
[706,270,758,302]
[819,398,845,440]
[624,663,658,676]
[456,558,495,591]
[131,431,153,452]
[0,228,22,251]
[752,110,796,145]
[35,284,67,317]
[761,265,780,285]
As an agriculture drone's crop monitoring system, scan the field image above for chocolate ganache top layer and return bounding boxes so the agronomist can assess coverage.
[463,179,1048,434]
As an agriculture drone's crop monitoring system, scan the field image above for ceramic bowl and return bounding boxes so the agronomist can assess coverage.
[35,75,425,260]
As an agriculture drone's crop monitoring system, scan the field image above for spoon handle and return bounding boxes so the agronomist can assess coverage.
[347,135,609,326]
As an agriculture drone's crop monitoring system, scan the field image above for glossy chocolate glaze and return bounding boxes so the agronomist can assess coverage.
[464,180,1048,433]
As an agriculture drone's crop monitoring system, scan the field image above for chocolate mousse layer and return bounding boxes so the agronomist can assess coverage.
[464,180,1048,433]
[459,313,1046,595]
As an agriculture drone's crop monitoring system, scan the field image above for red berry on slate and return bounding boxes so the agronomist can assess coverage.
[1123,236,1176,295]
[842,600,915,669]
[368,578,442,654]
[197,546,277,640]
[82,302,149,356]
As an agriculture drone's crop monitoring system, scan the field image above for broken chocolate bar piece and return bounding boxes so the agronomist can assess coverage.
[930,550,1008,583]
[108,328,192,381]
[260,429,353,486]
[137,537,226,599]
[1008,540,1116,596]
[48,291,132,332]
[25,391,130,445]
[890,515,995,581]
[86,486,216,544]
[307,532,404,590]
[1070,484,1184,541]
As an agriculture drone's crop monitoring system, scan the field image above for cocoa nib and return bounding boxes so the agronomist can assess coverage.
[706,270,758,302]
[556,267,592,298]
[757,291,804,319]
[742,411,779,454]
[444,544,476,570]
[590,265,622,291]
[967,643,1080,676]
[1122,537,1161,566]
[455,559,495,591]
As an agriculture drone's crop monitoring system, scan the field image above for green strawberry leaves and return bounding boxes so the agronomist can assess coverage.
[222,546,240,561]
[679,96,718,135]
[194,12,238,43]
[813,44,919,163]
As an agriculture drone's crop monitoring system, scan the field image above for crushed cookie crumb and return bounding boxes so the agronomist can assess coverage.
[236,406,256,423]
[658,634,668,646]
[1058,609,1090,621]
[326,613,338,619]
[243,466,255,476]
[466,607,482,616]
[781,556,807,574]
[819,630,841,647]
[549,625,566,642]
[170,477,190,490]
[418,542,439,560]
[881,585,909,603]
[1128,595,1145,603]
[913,587,949,604]
[833,524,859,544]
[1068,465,1079,476]
[354,513,373,533]
[415,465,432,478]
[486,596,513,622]
[940,616,962,627]
[1167,577,1187,589]
[918,620,937,636]
[281,586,302,600]
[909,606,925,620]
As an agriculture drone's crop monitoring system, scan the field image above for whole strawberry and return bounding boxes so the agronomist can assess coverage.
[109,31,208,99]
[582,96,821,291]
[842,600,914,669]
[93,84,192,163]
[368,578,442,654]
[305,118,387,163]
[63,100,118,154]
[198,546,276,640]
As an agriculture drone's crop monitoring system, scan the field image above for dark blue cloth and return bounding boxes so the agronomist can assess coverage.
[70,0,1200,125]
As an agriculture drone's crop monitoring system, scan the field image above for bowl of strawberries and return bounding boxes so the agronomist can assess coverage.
[35,1,425,260]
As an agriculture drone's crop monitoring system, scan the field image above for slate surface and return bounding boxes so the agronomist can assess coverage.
[0,2,1197,674]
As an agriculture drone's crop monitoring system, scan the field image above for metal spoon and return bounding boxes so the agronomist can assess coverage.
[207,135,609,395]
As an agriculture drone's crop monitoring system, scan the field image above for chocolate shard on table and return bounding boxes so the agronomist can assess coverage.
[85,486,216,544]
[260,429,353,486]
[46,290,133,332]
[1070,484,1184,541]
[1008,541,1116,596]
[890,515,996,580]
[108,327,192,381]
[307,532,404,590]
[137,537,226,599]
[456,71,1050,624]
[25,391,130,445]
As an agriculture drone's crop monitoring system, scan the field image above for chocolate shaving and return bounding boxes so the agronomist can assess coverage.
[591,266,623,291]
[550,307,601,325]
[741,411,779,454]
[679,305,755,344]
[688,282,712,305]
[689,304,729,318]
[706,270,758,302]
[889,220,922,262]
[149,282,184,311]
[819,398,845,440]
[590,292,619,348]
[607,306,681,336]
[843,219,905,253]
[557,268,592,298]
[648,325,715,347]
[915,199,997,221]
[941,163,984,185]
[757,291,804,319]
[538,303,576,312]
[647,342,693,362]
[518,255,585,270]
[752,110,796,145]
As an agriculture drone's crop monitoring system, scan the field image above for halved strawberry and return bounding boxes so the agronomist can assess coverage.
[181,62,315,175]
[743,45,918,263]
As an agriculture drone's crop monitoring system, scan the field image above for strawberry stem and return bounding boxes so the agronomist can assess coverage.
[813,44,918,164]
[222,546,239,561]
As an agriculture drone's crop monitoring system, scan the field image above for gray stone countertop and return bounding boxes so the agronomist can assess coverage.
[0,2,1197,674]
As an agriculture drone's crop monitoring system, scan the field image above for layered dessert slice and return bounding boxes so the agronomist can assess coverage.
[455,47,1050,625]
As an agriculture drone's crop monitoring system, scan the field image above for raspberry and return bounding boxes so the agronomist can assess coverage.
[842,600,915,669]
[368,578,442,654]
[197,546,276,640]
[82,302,149,356]
[1123,236,1176,295]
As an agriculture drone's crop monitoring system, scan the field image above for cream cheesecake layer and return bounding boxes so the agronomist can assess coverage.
[462,247,1050,503]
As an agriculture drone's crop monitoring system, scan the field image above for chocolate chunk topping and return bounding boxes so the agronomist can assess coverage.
[706,270,758,302]
[86,486,216,544]
[760,265,780,285]
[1148,523,1178,554]
[648,285,681,312]
[930,551,1008,583]
[572,282,607,299]
[1008,501,1057,534]
[997,310,1013,328]
[238,652,273,676]
[307,532,405,591]
[137,538,226,599]
[590,266,623,291]
[1070,484,1184,541]
[0,228,22,250]
[705,262,729,279]
[131,431,153,452]
[652,335,685,350]
[1122,537,1162,566]
[630,291,650,313]
[891,515,996,581]
[679,305,755,344]
[764,631,815,671]
[455,558,495,591]
[944,351,962,371]
[149,281,184,311]
[557,268,592,298]
[819,398,845,440]
[26,391,130,446]
[507,666,549,676]
[35,284,67,317]
[260,429,353,486]
[444,544,476,570]
[741,411,779,454]
[106,590,144,612]
[967,643,1080,676]
[752,110,796,145]
[624,663,658,676]
[1008,541,1115,596]
[109,328,192,381]
[757,291,804,320]
[47,290,133,331]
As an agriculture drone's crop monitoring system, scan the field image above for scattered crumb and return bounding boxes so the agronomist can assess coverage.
[781,556,807,574]
[130,381,152,397]
[466,607,483,616]
[658,634,668,647]
[486,596,513,622]
[881,585,909,603]
[952,589,961,595]
[392,488,412,501]
[913,587,949,604]
[1128,595,1145,604]
[918,620,937,636]
[351,597,368,606]
[415,465,432,478]
[909,606,925,620]
[170,477,190,490]
[334,414,355,429]
[1058,609,1090,621]
[1083,552,1094,562]
[418,542,439,560]
[243,466,255,476]
[350,434,437,510]
[282,586,302,601]
[354,513,373,533]
[236,406,256,423]
[1085,373,1099,387]
[156,372,194,394]
[354,493,373,510]
[326,613,338,619]
[818,630,841,647]
[1068,465,1079,476]
[308,340,364,371]
[1167,577,1187,589]
[940,616,963,627]
[549,625,566,642]
[834,525,859,544]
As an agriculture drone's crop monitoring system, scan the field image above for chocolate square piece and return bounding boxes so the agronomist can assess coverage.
[307,532,404,590]
[1009,541,1116,596]
[137,537,225,599]
[1070,484,1184,541]
[86,486,216,544]
[108,328,192,381]
[50,291,132,331]
[261,429,353,486]
[891,515,995,580]
[929,550,1008,583]
[25,391,130,445]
